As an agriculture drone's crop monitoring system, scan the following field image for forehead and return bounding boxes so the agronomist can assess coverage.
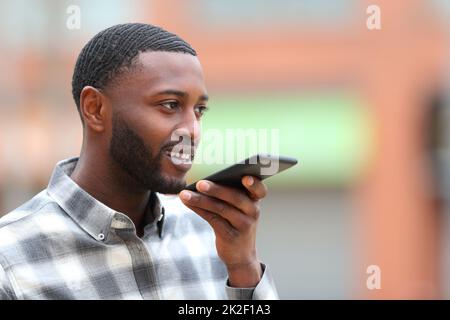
[125,51,206,92]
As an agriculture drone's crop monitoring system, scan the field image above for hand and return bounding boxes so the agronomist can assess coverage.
[179,176,268,287]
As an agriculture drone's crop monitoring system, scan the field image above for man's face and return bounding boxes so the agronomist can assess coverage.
[105,51,208,194]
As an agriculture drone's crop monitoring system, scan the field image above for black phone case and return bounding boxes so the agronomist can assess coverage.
[184,154,298,191]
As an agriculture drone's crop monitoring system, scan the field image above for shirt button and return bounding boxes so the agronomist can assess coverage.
[98,233,105,241]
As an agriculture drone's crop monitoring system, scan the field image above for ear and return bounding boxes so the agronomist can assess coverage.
[79,86,109,132]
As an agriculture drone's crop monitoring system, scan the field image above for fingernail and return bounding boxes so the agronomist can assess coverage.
[247,176,254,186]
[198,181,210,192]
[180,190,191,201]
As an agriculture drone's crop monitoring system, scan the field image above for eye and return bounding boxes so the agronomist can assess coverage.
[195,105,209,117]
[160,101,179,111]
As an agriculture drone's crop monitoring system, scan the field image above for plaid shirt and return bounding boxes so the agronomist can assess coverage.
[0,158,278,300]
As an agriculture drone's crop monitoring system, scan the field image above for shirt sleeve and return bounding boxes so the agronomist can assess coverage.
[0,263,15,300]
[225,263,279,300]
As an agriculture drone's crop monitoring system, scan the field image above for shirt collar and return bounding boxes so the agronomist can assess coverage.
[47,157,165,242]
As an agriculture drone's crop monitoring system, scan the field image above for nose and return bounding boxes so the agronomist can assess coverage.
[171,109,201,150]
[181,108,201,146]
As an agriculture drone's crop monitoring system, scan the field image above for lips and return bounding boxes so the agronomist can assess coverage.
[163,146,195,171]
[164,149,192,162]
[163,143,195,160]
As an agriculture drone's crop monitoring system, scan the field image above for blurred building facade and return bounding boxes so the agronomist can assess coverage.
[0,0,449,299]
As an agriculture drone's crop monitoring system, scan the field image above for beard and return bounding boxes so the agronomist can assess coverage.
[109,112,186,194]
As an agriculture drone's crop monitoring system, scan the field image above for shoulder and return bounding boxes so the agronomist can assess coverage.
[0,190,56,228]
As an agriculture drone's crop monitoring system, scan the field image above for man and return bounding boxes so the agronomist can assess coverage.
[0,23,278,299]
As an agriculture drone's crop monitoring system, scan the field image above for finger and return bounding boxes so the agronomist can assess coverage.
[194,180,260,219]
[179,190,254,230]
[241,176,268,200]
[181,201,240,242]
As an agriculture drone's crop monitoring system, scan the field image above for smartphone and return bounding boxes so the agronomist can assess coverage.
[184,154,298,191]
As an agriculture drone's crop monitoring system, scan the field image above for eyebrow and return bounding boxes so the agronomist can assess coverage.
[156,89,209,101]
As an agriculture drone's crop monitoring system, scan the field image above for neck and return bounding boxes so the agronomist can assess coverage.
[70,150,151,236]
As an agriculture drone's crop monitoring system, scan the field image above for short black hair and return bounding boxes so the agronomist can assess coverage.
[71,23,197,118]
